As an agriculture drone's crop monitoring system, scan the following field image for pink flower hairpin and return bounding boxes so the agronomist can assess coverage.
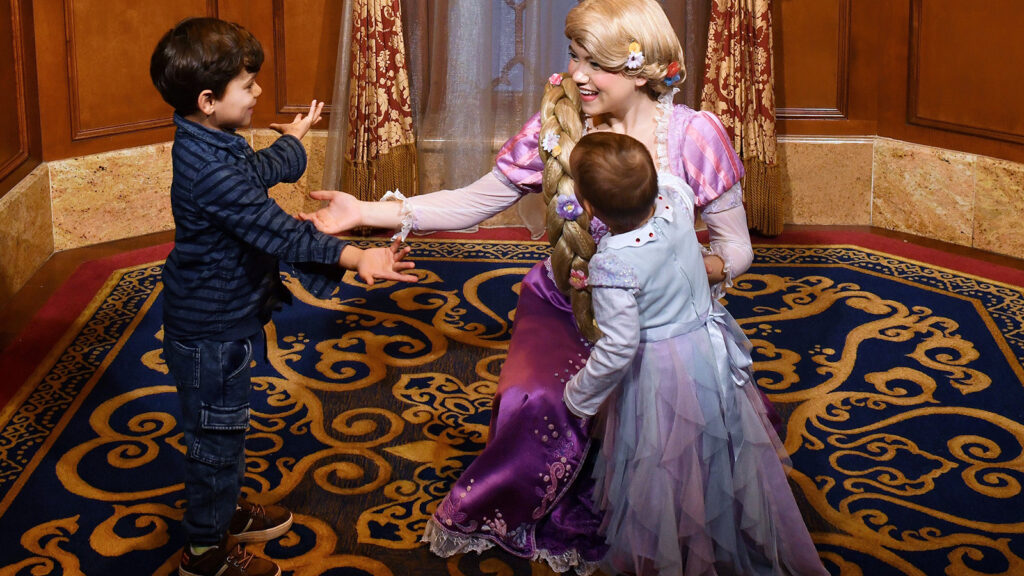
[569,269,588,290]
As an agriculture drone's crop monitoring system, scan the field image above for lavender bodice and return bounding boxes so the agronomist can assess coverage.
[494,105,745,208]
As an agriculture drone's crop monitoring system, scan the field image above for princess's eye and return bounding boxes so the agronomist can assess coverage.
[568,49,578,61]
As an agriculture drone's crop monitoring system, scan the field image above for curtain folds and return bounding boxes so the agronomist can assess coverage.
[700,0,783,236]
[324,0,418,202]
[323,0,720,222]
[400,1,574,194]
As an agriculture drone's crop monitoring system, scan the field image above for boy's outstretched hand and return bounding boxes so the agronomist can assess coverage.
[340,239,417,285]
[299,190,361,234]
[270,99,324,140]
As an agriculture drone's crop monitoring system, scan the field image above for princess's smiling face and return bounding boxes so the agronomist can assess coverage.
[567,40,647,118]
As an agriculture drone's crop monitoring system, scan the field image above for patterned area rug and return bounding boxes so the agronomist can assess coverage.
[1,236,1022,576]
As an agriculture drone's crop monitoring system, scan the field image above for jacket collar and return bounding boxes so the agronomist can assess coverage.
[173,113,250,154]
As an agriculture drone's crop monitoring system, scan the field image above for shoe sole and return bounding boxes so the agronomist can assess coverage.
[231,512,294,543]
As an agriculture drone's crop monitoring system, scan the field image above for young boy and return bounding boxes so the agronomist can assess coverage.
[150,17,416,576]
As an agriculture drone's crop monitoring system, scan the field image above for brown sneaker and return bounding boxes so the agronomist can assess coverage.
[178,534,280,576]
[228,499,293,543]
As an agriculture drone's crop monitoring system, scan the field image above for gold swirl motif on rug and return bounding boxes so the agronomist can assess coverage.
[0,239,1022,576]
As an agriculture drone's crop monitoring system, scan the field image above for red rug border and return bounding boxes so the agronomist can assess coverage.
[1,227,1021,409]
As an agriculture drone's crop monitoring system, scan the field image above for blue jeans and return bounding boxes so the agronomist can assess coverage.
[164,335,255,545]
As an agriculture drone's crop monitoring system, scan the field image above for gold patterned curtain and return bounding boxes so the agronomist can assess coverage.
[700,0,782,236]
[325,0,418,202]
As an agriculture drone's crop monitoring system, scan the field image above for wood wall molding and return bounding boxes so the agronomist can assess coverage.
[63,0,218,142]
[23,0,1022,165]
[906,0,1024,145]
[271,0,341,117]
[0,0,32,183]
[776,0,850,120]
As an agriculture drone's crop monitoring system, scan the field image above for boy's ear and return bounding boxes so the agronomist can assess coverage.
[581,198,595,218]
[195,89,216,116]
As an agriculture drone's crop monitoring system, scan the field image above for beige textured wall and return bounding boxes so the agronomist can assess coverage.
[777,137,1024,259]
[0,166,53,305]
[3,135,1022,307]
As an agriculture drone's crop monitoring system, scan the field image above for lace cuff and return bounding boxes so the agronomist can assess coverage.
[702,183,743,214]
[380,189,413,241]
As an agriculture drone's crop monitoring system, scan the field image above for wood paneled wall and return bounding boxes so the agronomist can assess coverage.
[0,0,41,198]
[2,0,1022,200]
[775,0,1023,163]
[28,0,342,163]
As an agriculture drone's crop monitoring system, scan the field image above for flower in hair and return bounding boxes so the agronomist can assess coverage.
[549,73,563,86]
[556,194,584,220]
[541,131,561,156]
[625,41,645,70]
[569,269,588,290]
[664,60,682,86]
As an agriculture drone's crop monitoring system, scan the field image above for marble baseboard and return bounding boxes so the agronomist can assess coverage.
[0,165,53,306]
[5,133,1022,306]
[777,137,874,226]
[49,142,176,251]
[779,137,1024,259]
[871,138,976,247]
[46,130,335,252]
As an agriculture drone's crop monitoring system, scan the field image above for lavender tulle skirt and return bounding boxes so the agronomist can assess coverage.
[594,303,828,576]
[422,263,823,576]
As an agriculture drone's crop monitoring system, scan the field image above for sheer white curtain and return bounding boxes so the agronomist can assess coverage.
[400,0,575,193]
[326,0,711,208]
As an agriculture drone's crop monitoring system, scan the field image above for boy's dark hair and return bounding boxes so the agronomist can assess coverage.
[570,132,658,232]
[150,17,264,116]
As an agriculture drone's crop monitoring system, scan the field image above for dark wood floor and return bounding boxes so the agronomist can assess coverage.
[1,225,1021,357]
[0,229,175,354]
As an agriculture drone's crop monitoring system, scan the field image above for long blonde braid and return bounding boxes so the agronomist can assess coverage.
[539,76,601,342]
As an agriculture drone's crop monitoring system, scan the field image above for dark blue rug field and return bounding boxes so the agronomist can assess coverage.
[1,237,1022,576]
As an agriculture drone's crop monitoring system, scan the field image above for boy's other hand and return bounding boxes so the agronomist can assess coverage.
[299,190,362,234]
[339,241,417,286]
[270,99,324,140]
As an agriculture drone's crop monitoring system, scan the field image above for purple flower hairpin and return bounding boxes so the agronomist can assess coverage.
[556,194,584,220]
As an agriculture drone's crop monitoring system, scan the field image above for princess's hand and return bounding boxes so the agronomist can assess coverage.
[299,190,363,234]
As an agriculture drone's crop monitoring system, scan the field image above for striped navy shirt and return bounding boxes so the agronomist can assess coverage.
[162,114,348,342]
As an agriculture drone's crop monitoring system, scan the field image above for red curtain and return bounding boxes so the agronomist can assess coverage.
[343,0,418,202]
[701,0,782,236]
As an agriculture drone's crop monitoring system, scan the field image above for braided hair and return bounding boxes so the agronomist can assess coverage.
[540,0,685,342]
[539,76,600,342]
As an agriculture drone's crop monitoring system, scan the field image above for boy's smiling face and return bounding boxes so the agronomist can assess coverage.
[196,70,262,131]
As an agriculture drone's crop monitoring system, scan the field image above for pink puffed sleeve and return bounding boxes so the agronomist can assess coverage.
[494,112,545,195]
[667,106,745,207]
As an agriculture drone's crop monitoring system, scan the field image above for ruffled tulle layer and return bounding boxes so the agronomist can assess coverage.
[594,309,827,576]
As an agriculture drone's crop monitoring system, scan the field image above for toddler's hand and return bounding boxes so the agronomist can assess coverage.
[703,254,726,285]
[270,99,324,140]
